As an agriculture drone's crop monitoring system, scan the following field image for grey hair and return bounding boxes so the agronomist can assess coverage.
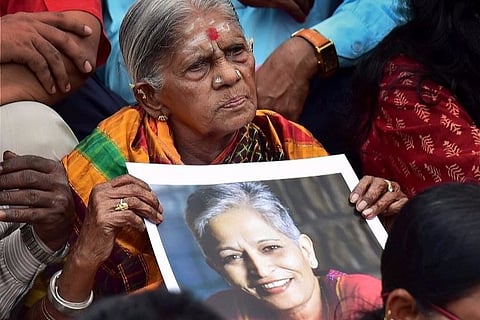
[119,0,242,90]
[185,182,301,254]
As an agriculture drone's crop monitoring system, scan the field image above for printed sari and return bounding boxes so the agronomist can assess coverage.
[61,106,328,296]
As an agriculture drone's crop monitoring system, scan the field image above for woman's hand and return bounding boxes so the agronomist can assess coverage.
[72,174,163,268]
[349,175,408,220]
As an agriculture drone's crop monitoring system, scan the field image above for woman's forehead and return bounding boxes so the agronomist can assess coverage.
[180,13,242,46]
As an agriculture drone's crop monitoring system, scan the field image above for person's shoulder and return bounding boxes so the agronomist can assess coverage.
[326,269,381,302]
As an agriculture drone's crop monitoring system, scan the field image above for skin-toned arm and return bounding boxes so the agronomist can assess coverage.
[23,174,163,320]
[255,36,317,120]
[238,0,314,22]
[255,0,407,121]
[0,10,102,106]
[0,151,74,250]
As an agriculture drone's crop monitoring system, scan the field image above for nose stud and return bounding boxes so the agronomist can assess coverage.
[214,76,222,84]
[235,69,242,80]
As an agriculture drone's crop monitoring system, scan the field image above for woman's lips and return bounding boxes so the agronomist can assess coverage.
[256,278,292,295]
[221,95,246,108]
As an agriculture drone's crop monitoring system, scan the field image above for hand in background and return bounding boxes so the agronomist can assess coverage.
[349,175,408,221]
[0,11,95,94]
[255,36,318,121]
[0,151,74,250]
[238,0,314,22]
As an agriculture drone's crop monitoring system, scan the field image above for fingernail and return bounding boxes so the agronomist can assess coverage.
[350,193,359,203]
[65,83,71,92]
[51,85,57,94]
[83,25,93,34]
[362,208,373,218]
[84,60,93,73]
[357,200,368,211]
[157,213,163,222]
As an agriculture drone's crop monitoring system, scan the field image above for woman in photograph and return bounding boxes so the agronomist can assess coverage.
[185,182,382,320]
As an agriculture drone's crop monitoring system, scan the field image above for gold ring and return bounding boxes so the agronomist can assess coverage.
[384,179,394,192]
[114,198,129,211]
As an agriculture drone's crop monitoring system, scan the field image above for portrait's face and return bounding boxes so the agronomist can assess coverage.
[155,10,257,140]
[204,207,320,312]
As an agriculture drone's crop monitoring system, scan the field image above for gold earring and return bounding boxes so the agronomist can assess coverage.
[384,309,394,320]
[157,114,168,122]
[137,88,147,100]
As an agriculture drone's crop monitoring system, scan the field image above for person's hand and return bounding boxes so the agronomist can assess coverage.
[72,174,163,269]
[238,0,314,22]
[349,175,408,220]
[0,11,96,95]
[255,36,318,121]
[0,151,74,250]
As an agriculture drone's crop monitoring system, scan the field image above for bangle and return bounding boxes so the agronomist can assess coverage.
[47,270,94,316]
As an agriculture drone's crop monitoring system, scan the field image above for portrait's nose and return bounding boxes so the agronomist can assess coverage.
[246,252,274,278]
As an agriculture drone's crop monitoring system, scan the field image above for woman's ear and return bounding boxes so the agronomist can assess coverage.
[132,82,158,109]
[298,234,318,269]
[385,288,422,320]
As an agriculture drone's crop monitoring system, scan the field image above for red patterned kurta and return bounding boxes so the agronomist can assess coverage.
[361,55,480,197]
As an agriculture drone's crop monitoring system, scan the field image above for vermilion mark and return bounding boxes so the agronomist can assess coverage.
[207,27,219,40]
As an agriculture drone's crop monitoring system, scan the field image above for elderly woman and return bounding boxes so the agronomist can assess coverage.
[18,0,406,318]
[185,182,382,320]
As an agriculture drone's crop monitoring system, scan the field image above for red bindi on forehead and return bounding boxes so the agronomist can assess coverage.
[207,27,219,40]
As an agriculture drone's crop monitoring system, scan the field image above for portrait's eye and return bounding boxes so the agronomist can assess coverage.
[222,254,242,265]
[262,245,281,253]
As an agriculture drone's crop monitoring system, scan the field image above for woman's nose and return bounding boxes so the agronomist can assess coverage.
[246,253,274,277]
[212,62,242,88]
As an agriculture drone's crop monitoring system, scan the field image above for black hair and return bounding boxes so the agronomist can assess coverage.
[351,0,480,144]
[76,289,223,320]
[359,182,480,319]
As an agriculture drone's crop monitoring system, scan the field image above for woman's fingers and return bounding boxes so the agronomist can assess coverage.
[350,176,408,219]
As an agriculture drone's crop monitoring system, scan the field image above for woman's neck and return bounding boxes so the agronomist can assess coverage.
[175,131,237,165]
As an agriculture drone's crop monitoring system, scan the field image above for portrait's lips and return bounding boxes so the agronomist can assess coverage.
[220,95,247,109]
[255,278,292,295]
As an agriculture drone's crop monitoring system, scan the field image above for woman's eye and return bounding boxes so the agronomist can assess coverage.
[226,45,246,58]
[223,254,242,264]
[263,245,281,252]
[187,60,209,73]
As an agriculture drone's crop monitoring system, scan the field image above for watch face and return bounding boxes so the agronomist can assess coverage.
[320,45,339,74]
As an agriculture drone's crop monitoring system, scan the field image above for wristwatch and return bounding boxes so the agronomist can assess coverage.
[291,28,339,78]
[20,224,70,265]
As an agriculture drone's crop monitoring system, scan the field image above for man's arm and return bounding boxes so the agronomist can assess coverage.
[0,223,68,320]
[255,0,408,120]
[312,0,408,67]
[0,10,103,105]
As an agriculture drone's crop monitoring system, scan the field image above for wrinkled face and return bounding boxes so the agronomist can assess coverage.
[204,208,319,312]
[157,11,257,139]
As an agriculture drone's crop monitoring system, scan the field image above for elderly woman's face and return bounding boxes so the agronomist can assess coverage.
[157,11,257,139]
[204,207,320,312]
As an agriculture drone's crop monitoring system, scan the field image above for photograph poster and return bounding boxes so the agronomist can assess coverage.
[126,155,386,319]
